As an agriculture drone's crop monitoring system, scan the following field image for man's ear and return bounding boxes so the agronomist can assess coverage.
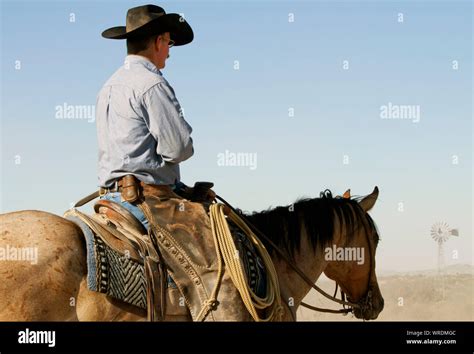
[154,35,161,50]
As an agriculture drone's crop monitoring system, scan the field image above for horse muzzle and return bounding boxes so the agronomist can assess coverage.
[351,287,384,321]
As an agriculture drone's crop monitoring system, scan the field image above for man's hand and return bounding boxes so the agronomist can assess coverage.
[175,181,215,203]
[192,182,215,202]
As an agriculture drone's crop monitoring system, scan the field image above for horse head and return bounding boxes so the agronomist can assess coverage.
[323,186,384,320]
[247,186,385,321]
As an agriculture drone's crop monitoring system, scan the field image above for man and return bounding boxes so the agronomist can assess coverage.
[96,4,195,229]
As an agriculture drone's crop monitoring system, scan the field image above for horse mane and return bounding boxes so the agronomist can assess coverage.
[246,190,379,257]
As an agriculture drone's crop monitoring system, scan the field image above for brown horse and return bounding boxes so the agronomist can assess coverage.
[0,187,383,321]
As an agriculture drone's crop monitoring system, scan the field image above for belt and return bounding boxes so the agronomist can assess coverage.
[74,177,180,208]
[99,178,179,199]
[99,178,128,196]
[99,180,121,195]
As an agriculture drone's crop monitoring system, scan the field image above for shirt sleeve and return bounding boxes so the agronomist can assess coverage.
[141,82,194,164]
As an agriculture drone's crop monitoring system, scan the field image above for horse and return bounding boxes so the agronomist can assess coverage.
[0,187,383,321]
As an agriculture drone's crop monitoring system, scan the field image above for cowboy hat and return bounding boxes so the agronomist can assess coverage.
[101,4,193,46]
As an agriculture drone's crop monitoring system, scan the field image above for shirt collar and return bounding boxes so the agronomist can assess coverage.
[124,55,162,76]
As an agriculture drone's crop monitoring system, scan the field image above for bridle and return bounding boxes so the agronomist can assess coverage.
[216,195,375,319]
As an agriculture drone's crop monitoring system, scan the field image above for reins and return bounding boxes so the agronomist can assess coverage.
[215,194,371,315]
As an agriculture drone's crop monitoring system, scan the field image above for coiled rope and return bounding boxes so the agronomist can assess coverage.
[205,203,283,322]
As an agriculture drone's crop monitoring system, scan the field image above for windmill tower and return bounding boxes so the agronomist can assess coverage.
[430,221,459,273]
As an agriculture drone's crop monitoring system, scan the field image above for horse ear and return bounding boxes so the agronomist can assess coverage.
[342,189,351,199]
[359,186,379,212]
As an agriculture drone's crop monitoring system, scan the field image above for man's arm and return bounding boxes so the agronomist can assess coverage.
[142,82,194,163]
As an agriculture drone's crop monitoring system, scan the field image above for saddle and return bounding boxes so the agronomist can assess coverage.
[67,178,259,321]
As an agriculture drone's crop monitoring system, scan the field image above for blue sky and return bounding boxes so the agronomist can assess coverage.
[1,0,472,272]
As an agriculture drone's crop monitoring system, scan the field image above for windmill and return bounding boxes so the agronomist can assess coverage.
[430,221,459,273]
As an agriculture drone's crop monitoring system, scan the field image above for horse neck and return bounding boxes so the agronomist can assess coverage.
[250,207,334,319]
[270,229,328,315]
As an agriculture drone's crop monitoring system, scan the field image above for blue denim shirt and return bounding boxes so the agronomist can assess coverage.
[96,55,194,188]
